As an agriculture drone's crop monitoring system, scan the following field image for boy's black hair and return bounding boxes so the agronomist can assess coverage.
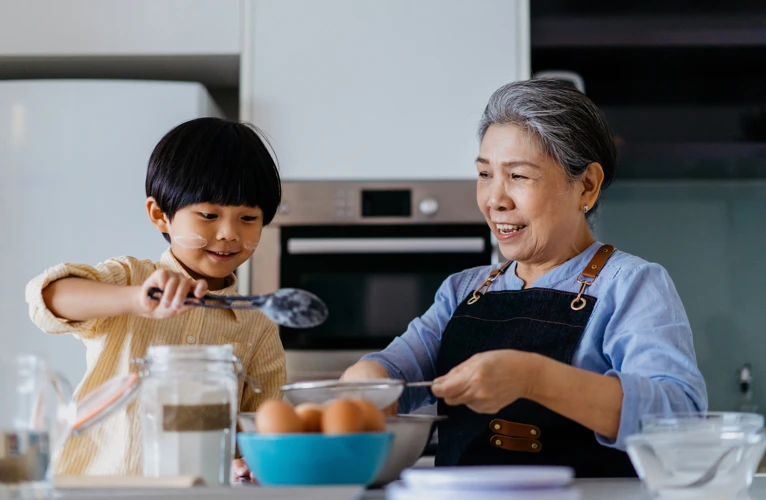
[145,117,282,242]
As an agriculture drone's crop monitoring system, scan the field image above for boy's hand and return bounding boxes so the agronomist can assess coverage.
[134,270,208,319]
[232,458,258,484]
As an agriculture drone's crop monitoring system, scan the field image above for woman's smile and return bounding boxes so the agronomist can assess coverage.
[493,222,527,240]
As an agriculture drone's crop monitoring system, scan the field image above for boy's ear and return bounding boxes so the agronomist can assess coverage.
[146,197,170,233]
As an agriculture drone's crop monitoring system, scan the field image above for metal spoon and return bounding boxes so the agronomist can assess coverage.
[147,287,328,329]
[678,447,740,488]
[640,444,740,489]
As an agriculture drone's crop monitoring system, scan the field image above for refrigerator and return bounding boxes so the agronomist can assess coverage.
[0,80,223,386]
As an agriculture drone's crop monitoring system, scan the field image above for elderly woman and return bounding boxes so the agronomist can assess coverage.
[341,79,708,477]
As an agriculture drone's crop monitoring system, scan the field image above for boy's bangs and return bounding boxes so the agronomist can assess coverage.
[189,141,268,209]
[149,118,282,224]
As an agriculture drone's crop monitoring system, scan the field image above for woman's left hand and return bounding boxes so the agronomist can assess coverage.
[431,349,540,414]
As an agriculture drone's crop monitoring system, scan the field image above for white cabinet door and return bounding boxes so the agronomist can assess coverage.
[242,0,530,180]
[0,0,240,56]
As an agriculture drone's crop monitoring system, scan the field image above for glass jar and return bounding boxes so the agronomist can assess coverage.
[138,345,239,486]
[0,355,74,492]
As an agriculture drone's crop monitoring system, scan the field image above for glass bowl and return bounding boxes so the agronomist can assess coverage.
[626,412,766,499]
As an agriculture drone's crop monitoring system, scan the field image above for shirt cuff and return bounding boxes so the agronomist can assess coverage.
[360,352,436,414]
[360,352,405,380]
[595,369,641,451]
[25,263,101,335]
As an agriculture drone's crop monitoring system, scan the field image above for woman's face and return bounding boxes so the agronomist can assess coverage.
[476,124,590,265]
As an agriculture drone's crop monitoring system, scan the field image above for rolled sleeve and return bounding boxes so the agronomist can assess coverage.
[596,263,708,450]
[25,258,136,339]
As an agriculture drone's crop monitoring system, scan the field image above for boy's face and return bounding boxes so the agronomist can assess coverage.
[149,201,264,287]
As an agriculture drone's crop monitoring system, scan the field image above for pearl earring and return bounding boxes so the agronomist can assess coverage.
[583,205,589,213]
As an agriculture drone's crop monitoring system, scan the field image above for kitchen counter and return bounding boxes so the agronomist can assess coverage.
[34,477,766,500]
[367,477,766,499]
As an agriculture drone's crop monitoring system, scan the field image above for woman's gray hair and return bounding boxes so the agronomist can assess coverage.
[478,79,617,213]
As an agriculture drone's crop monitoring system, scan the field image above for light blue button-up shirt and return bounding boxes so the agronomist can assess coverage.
[362,241,708,451]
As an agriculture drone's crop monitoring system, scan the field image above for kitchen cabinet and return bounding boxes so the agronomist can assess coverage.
[241,0,530,181]
[0,0,241,88]
[0,0,240,56]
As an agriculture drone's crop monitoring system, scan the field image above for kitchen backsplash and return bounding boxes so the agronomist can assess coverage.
[594,181,766,413]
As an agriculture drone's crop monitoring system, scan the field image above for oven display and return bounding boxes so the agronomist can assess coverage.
[361,190,411,217]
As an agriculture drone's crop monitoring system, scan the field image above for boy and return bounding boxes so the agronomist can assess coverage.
[25,117,285,477]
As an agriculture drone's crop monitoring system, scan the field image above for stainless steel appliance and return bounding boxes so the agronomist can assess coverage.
[250,181,492,382]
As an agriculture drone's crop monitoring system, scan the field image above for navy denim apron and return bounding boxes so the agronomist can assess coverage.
[435,245,636,477]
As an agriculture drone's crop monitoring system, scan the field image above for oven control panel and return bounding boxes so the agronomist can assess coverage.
[418,197,440,216]
[274,181,483,225]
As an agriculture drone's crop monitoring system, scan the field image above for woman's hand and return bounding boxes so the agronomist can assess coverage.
[340,360,399,416]
[431,350,540,414]
[134,269,208,319]
[433,350,623,439]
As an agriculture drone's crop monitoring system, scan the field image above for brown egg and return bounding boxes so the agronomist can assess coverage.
[322,399,365,434]
[351,398,386,432]
[255,399,303,434]
[295,403,324,432]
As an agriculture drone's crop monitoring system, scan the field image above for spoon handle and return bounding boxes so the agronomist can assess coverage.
[147,288,269,307]
[405,381,435,388]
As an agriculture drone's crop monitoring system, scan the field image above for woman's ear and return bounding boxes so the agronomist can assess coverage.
[146,197,170,233]
[581,162,605,209]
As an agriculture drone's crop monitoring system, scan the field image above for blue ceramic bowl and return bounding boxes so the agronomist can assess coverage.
[237,432,394,486]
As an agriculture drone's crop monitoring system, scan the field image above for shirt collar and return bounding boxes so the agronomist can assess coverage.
[158,249,243,322]
[499,241,605,290]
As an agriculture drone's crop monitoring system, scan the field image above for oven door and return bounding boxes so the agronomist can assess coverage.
[279,224,492,350]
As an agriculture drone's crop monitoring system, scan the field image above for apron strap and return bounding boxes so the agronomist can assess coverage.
[467,245,616,309]
[571,244,615,311]
[467,259,514,305]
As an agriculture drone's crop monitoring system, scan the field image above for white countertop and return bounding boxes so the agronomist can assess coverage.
[36,477,766,500]
[375,477,766,500]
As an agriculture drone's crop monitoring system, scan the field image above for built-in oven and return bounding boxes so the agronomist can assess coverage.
[250,181,493,382]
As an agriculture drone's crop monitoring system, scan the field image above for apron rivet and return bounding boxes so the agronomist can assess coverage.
[494,424,501,430]
[532,443,539,449]
[591,264,597,269]
[530,430,537,435]
[495,439,502,446]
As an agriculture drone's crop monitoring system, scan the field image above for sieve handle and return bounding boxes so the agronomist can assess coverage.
[404,381,434,388]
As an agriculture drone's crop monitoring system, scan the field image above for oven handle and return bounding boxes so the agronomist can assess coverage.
[286,237,486,254]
